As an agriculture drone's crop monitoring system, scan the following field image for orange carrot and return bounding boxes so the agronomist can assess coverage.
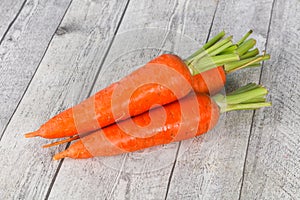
[25,54,193,139]
[192,66,226,95]
[53,83,271,160]
[25,31,268,140]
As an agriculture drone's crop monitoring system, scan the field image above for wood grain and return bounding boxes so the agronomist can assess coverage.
[0,0,128,199]
[240,0,300,199]
[166,0,274,199]
[48,0,218,199]
[1,0,299,199]
[0,0,72,138]
[0,0,25,41]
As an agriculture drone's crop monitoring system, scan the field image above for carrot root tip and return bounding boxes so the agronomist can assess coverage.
[53,151,67,160]
[24,131,39,138]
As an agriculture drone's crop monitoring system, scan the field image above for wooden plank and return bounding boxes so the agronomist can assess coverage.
[166,0,275,199]
[0,0,25,40]
[240,0,300,199]
[0,0,128,199]
[48,0,218,199]
[0,0,72,138]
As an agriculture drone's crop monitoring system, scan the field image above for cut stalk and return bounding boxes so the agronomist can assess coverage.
[192,54,239,74]
[240,48,259,59]
[209,41,233,56]
[219,45,238,54]
[246,63,261,68]
[235,38,256,56]
[213,83,271,113]
[187,36,233,64]
[237,30,253,46]
[224,54,270,73]
[224,102,271,112]
[186,30,225,61]
[202,30,226,50]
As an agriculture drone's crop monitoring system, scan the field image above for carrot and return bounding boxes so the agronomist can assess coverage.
[52,83,271,160]
[191,66,226,95]
[25,54,193,139]
[25,30,268,139]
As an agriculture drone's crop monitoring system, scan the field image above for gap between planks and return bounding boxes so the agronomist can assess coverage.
[0,0,74,141]
[237,0,276,199]
[43,1,131,199]
[0,0,27,46]
[163,0,220,198]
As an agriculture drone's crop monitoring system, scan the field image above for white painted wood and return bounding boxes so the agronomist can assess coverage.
[0,0,72,137]
[1,0,299,199]
[240,0,300,199]
[0,0,25,39]
[48,0,218,199]
[166,0,274,199]
[0,0,128,199]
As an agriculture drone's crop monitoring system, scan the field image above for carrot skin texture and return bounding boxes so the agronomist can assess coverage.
[192,66,226,95]
[53,94,220,160]
[27,54,193,139]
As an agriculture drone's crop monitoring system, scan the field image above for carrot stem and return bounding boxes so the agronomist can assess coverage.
[186,35,233,64]
[224,54,270,73]
[237,30,253,46]
[213,83,271,113]
[208,41,233,56]
[186,30,225,61]
[224,102,271,112]
[202,30,226,50]
[240,48,259,59]
[219,44,238,54]
[192,54,239,75]
[235,39,256,56]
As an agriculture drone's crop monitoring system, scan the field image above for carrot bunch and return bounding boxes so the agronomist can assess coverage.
[25,30,271,160]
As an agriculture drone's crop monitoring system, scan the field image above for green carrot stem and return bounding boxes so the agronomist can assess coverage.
[242,97,266,103]
[209,41,233,56]
[237,30,253,46]
[240,48,259,59]
[245,63,261,68]
[202,30,226,50]
[191,54,239,75]
[224,54,270,73]
[227,83,258,95]
[235,39,256,56]
[226,86,267,104]
[187,36,233,64]
[186,31,225,61]
[219,45,238,54]
[212,83,271,113]
[223,102,271,112]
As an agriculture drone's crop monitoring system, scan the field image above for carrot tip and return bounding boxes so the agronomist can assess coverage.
[53,151,67,160]
[24,131,39,138]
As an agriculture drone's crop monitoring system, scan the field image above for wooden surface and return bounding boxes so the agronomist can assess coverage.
[0,0,299,199]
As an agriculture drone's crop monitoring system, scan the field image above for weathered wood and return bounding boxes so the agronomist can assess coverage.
[0,0,128,199]
[48,0,218,199]
[166,0,274,199]
[240,0,300,199]
[1,0,299,199]
[0,0,72,138]
[0,0,25,40]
